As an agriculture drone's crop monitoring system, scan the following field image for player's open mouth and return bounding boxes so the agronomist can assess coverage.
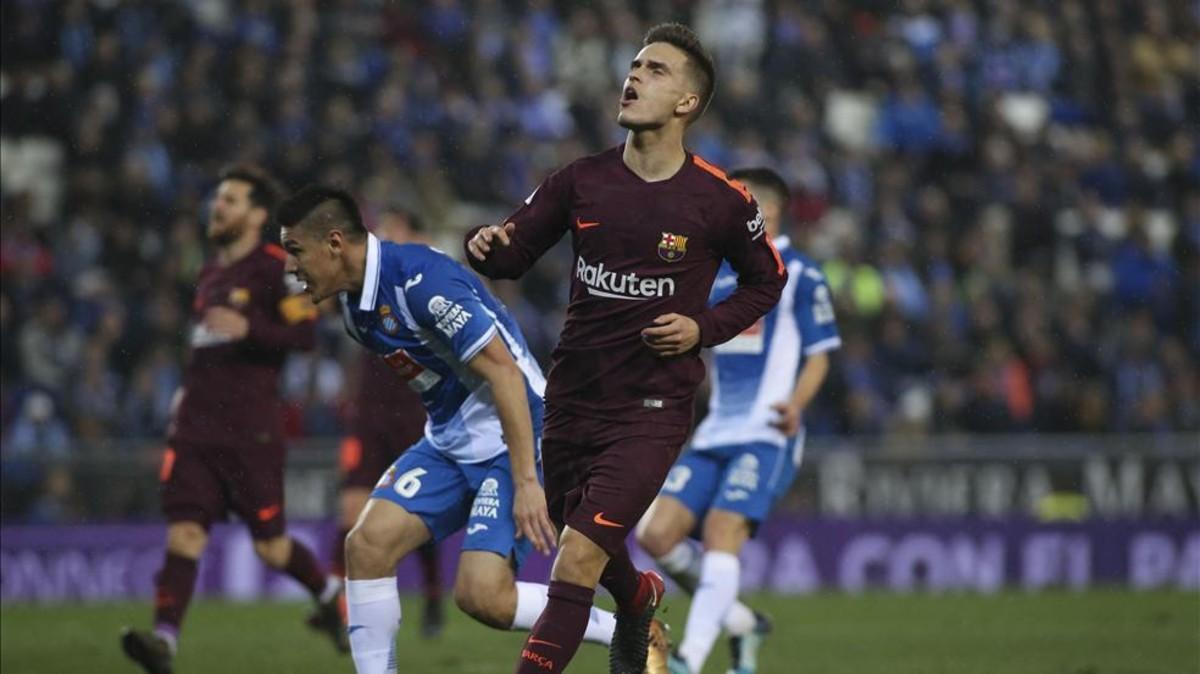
[621,86,638,105]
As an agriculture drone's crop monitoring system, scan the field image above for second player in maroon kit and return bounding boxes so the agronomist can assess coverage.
[121,166,345,674]
[467,23,786,674]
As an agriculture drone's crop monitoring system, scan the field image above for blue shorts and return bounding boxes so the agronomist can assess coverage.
[660,434,804,527]
[371,438,534,569]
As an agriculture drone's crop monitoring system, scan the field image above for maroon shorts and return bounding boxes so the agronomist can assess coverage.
[339,429,408,490]
[160,441,286,540]
[542,407,689,557]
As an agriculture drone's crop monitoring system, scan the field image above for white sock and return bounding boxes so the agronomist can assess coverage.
[659,541,756,635]
[319,574,342,604]
[722,600,757,636]
[656,540,702,591]
[512,581,617,645]
[679,551,740,674]
[346,577,401,674]
[152,628,178,656]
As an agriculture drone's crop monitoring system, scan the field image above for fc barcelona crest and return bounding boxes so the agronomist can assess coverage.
[228,287,251,308]
[379,304,400,334]
[658,232,688,263]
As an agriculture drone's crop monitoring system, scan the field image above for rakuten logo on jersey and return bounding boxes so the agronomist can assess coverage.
[575,257,676,301]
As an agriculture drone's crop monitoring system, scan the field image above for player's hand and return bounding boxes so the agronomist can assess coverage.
[512,478,558,555]
[467,222,516,261]
[770,401,802,436]
[641,313,700,357]
[203,307,250,340]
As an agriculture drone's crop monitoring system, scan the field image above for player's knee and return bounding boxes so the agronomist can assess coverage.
[701,511,751,553]
[636,517,676,558]
[345,521,394,576]
[453,576,512,629]
[551,529,609,586]
[636,499,691,558]
[252,536,291,568]
[166,522,208,558]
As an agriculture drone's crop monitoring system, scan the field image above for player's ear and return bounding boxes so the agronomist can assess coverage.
[675,92,699,120]
[326,229,344,255]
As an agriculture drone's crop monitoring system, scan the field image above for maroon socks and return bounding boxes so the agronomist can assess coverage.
[514,580,595,673]
[153,552,198,637]
[284,538,329,598]
[599,547,641,612]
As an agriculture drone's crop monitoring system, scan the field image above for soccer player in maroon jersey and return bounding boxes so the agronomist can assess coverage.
[466,23,787,674]
[331,207,445,637]
[121,166,344,673]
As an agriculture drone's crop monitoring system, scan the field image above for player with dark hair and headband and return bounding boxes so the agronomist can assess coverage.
[466,23,787,674]
[121,166,343,673]
[278,185,665,674]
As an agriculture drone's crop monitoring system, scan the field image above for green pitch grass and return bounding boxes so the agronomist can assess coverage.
[2,591,1196,673]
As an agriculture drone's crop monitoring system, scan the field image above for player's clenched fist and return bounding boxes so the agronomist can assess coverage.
[467,222,516,261]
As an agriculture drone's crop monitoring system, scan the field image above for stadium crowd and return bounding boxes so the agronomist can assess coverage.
[1,0,1197,491]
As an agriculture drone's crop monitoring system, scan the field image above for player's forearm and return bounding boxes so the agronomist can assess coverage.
[463,226,530,280]
[488,364,540,484]
[694,273,787,347]
[788,351,830,413]
[468,336,539,483]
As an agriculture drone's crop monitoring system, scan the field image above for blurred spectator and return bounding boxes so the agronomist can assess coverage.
[4,390,72,459]
[17,292,84,397]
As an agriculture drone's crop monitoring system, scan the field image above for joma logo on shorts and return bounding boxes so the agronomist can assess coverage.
[575,257,675,301]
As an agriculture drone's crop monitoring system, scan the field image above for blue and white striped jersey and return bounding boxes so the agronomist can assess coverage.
[693,236,840,450]
[340,234,545,464]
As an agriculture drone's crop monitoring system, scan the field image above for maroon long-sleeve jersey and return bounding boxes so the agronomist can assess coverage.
[466,146,787,425]
[169,243,317,448]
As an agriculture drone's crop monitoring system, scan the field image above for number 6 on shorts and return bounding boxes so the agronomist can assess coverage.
[394,467,427,498]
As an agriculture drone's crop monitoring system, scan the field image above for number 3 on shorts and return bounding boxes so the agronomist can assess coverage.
[663,466,691,493]
[394,467,428,498]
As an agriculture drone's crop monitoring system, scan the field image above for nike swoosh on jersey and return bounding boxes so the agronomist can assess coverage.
[575,217,601,230]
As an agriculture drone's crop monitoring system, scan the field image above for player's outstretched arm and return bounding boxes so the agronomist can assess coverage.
[465,335,558,555]
[770,350,831,436]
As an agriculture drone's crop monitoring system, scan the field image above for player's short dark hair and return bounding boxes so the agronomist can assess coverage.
[276,184,367,240]
[728,167,790,205]
[643,22,715,124]
[218,164,284,214]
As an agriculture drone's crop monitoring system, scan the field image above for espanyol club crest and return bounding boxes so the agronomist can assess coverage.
[658,231,688,262]
[379,304,400,334]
